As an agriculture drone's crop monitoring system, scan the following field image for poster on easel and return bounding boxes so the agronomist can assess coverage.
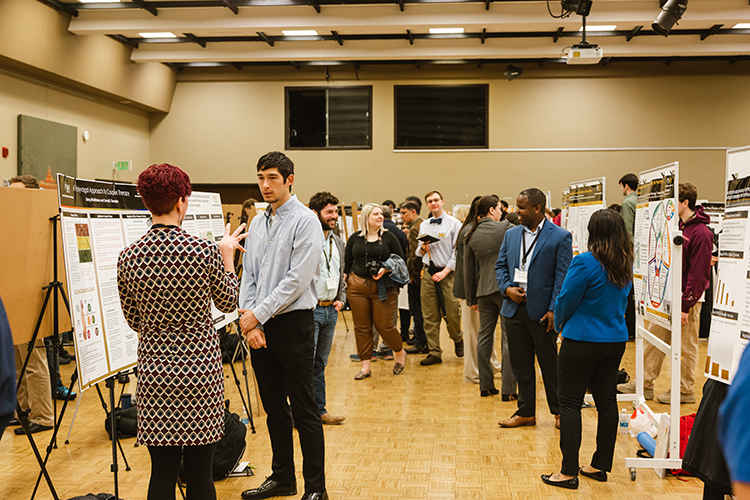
[567,178,606,255]
[633,163,678,330]
[57,175,238,390]
[705,146,750,384]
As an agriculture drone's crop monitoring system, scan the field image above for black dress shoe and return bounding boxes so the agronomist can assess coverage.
[420,354,442,366]
[241,478,297,499]
[579,467,607,482]
[541,474,578,489]
[14,423,53,435]
[501,393,518,402]
[480,388,499,397]
[300,492,328,500]
[454,340,464,357]
[8,418,20,426]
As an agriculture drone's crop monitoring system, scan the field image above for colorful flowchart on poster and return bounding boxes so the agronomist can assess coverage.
[633,163,678,331]
[57,175,238,390]
[705,147,750,384]
[566,178,606,255]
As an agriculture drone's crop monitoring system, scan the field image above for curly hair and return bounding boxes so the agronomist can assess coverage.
[308,191,340,213]
[137,163,192,216]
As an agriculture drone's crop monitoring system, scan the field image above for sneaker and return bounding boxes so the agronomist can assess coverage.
[349,353,377,362]
[375,348,394,360]
[656,390,696,404]
[55,382,77,401]
[616,381,653,400]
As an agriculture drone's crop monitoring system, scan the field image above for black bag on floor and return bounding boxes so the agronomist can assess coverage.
[104,406,137,440]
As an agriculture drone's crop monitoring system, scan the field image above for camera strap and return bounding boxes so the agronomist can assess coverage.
[364,232,383,265]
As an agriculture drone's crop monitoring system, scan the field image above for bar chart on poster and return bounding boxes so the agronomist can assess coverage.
[57,175,237,390]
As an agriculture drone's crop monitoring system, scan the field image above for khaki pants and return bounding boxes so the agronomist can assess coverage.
[643,303,701,394]
[421,272,462,358]
[462,301,502,384]
[14,339,54,426]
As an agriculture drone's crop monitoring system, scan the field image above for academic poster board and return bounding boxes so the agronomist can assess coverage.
[57,175,238,390]
[566,178,606,255]
[705,147,750,384]
[560,188,570,230]
[633,163,679,330]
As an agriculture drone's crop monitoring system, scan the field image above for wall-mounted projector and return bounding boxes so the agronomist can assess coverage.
[566,43,603,64]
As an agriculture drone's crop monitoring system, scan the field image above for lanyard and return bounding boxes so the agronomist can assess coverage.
[323,234,334,272]
[521,226,542,268]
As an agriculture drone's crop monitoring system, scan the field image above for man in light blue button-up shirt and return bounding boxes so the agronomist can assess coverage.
[238,152,328,500]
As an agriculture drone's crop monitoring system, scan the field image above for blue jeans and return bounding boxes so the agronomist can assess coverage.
[313,305,338,416]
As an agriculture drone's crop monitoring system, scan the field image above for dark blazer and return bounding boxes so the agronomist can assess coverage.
[383,219,408,255]
[495,220,573,321]
[464,218,512,306]
[452,224,471,301]
[405,217,424,284]
[331,232,347,304]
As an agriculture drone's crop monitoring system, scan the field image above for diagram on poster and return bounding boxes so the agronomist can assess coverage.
[58,175,238,390]
[634,164,678,330]
[705,147,750,384]
[566,178,606,255]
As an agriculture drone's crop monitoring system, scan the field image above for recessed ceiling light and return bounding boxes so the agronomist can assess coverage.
[429,28,464,34]
[733,23,750,29]
[79,0,120,3]
[579,25,617,31]
[282,30,318,36]
[138,32,177,38]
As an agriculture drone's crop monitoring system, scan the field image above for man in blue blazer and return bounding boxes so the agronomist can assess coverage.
[495,189,573,428]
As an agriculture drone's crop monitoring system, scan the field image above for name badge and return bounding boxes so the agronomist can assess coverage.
[514,268,528,286]
[326,277,338,290]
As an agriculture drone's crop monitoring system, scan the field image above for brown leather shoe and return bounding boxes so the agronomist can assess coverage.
[498,415,536,428]
[420,354,443,366]
[321,413,345,425]
[405,344,428,354]
[555,414,560,429]
[454,340,464,358]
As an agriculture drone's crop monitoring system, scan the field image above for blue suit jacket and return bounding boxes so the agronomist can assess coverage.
[495,221,573,321]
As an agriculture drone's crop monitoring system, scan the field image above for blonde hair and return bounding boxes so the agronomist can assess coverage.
[360,203,385,238]
[454,205,470,223]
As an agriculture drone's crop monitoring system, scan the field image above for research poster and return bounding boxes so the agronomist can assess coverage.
[566,178,606,255]
[57,175,237,390]
[633,163,678,330]
[705,147,750,384]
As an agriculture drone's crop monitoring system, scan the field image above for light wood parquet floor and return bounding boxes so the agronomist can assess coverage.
[1,312,709,500]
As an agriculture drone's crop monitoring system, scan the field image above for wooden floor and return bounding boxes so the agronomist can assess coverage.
[1,312,710,500]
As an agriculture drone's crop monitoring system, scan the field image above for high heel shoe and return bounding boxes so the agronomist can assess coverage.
[480,388,499,397]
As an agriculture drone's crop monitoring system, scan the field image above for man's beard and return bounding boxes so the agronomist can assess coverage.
[320,217,335,232]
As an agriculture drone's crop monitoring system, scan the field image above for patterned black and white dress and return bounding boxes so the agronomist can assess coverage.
[117,226,239,447]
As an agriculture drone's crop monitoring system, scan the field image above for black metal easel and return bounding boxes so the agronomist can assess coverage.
[228,320,256,433]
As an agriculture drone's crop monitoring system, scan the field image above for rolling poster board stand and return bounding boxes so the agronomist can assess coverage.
[705,146,750,383]
[619,163,683,480]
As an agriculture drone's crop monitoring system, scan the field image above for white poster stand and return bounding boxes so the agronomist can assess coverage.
[57,175,237,391]
[621,162,683,479]
[566,177,606,255]
[705,146,750,384]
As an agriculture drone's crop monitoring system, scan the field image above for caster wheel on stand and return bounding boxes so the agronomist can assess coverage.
[629,468,636,481]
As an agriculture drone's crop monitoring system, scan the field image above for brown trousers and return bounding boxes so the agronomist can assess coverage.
[347,274,403,360]
[643,303,701,394]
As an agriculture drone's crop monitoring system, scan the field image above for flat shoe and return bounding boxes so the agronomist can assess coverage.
[580,468,607,482]
[480,388,499,397]
[541,474,579,489]
[354,370,371,380]
[393,362,405,375]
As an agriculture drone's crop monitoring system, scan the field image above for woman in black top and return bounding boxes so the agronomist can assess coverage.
[344,203,406,379]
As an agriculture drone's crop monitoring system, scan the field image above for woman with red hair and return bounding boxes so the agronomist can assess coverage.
[117,163,247,500]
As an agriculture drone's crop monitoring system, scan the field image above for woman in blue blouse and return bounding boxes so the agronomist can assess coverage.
[541,209,633,489]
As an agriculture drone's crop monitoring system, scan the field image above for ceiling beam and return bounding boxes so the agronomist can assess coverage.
[331,30,344,46]
[626,26,643,42]
[309,0,321,13]
[398,0,405,12]
[107,34,139,49]
[406,29,414,45]
[131,0,158,16]
[701,24,723,41]
[553,27,564,43]
[257,31,274,46]
[219,0,239,14]
[480,28,487,44]
[36,0,78,17]
[184,33,207,47]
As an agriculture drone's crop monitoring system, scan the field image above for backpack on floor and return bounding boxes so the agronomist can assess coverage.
[104,406,137,440]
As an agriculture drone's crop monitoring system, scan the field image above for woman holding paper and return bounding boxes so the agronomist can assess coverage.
[541,208,632,490]
[117,163,247,500]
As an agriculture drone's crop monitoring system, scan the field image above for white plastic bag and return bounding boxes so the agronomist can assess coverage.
[629,408,657,438]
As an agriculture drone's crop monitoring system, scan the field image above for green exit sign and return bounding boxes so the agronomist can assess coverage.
[113,161,132,171]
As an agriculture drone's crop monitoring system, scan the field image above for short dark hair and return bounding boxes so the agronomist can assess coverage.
[400,200,420,214]
[257,151,294,182]
[679,182,698,211]
[405,196,422,213]
[425,190,443,201]
[9,175,39,189]
[242,198,258,210]
[381,205,393,219]
[519,188,546,210]
[506,212,519,225]
[619,173,638,191]
[137,163,192,216]
[499,200,509,210]
[309,191,339,213]
[382,199,396,211]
